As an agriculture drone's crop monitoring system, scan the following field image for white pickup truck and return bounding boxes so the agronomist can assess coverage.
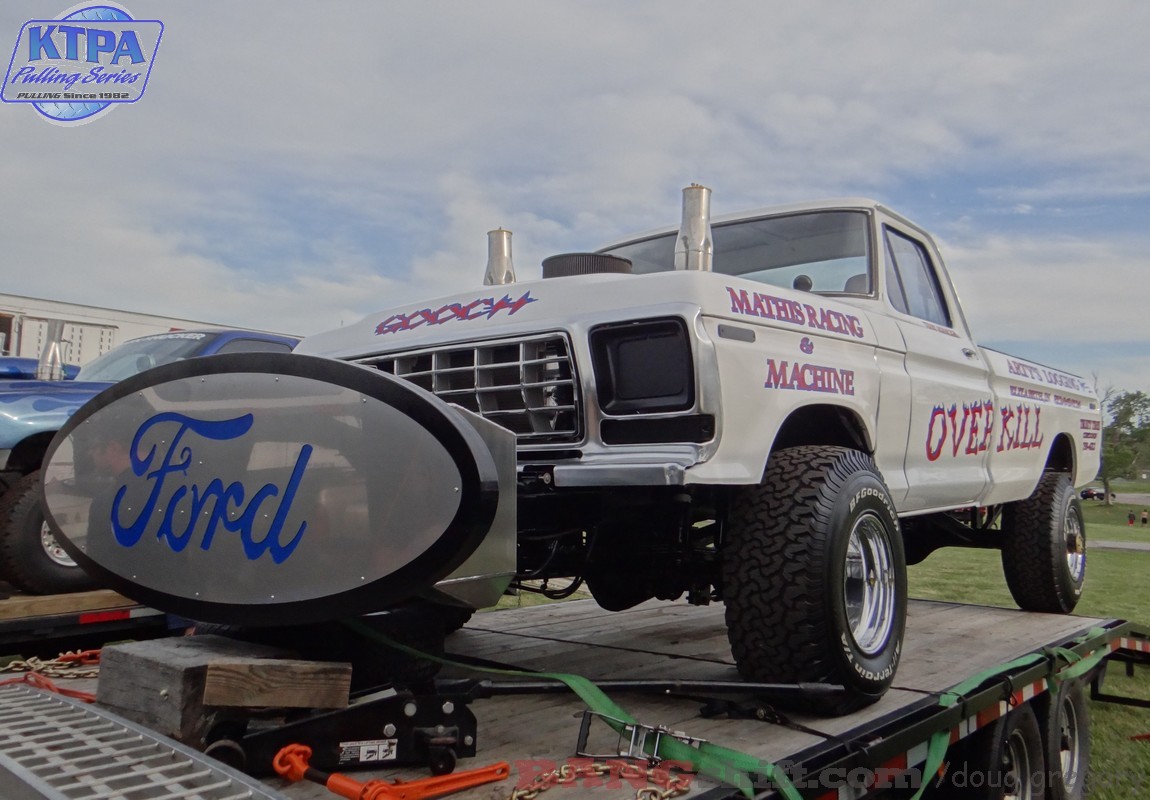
[41,185,1100,714]
[292,185,1100,709]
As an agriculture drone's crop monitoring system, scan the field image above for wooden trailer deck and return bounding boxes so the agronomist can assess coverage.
[261,598,1107,800]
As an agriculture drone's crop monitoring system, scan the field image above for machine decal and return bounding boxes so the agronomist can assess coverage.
[764,358,855,396]
[374,291,538,336]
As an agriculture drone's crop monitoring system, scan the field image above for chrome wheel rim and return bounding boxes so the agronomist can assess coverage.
[1065,506,1086,583]
[1057,694,1083,791]
[843,511,897,656]
[41,521,77,568]
[1003,725,1036,800]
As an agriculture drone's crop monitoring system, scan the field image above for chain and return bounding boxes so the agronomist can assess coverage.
[510,761,692,800]
[0,650,100,679]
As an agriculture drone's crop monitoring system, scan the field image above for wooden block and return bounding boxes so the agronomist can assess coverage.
[96,635,349,748]
[203,659,350,709]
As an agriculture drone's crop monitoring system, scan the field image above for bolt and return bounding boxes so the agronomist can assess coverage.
[463,735,474,746]
[404,702,417,718]
[383,724,397,737]
[442,701,454,715]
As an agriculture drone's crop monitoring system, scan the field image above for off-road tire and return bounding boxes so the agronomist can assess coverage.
[721,446,906,714]
[1039,679,1090,800]
[1002,473,1085,614]
[0,470,98,594]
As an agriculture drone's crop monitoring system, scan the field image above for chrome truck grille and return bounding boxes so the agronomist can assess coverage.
[0,685,287,800]
[355,333,581,443]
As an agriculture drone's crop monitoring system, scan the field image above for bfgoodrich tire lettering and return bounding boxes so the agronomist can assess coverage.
[1002,472,1085,614]
[0,470,98,595]
[721,446,907,712]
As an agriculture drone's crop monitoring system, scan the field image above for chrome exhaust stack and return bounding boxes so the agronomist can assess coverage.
[483,228,517,285]
[36,319,66,381]
[674,183,713,271]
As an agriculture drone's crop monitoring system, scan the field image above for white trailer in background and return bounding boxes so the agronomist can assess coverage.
[0,293,277,367]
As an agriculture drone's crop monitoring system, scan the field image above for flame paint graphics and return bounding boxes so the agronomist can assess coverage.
[925,400,994,462]
[375,292,538,336]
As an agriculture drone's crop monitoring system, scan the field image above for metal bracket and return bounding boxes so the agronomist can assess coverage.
[575,710,706,765]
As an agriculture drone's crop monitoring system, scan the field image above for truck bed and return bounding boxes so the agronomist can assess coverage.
[263,598,1107,799]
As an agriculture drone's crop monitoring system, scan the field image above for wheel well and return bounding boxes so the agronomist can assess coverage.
[6,432,53,475]
[771,405,871,454]
[1045,432,1074,474]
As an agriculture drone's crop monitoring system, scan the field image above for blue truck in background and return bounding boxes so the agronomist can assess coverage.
[0,329,299,594]
[0,358,80,380]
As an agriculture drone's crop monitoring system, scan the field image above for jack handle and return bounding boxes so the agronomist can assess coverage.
[273,744,510,800]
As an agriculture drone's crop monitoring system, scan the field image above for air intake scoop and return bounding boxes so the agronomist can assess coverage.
[542,253,632,278]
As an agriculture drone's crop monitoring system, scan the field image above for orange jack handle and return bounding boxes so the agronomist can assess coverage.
[384,761,512,800]
[273,744,510,800]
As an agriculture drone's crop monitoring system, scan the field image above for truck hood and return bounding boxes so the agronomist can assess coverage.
[0,381,113,448]
[296,270,880,359]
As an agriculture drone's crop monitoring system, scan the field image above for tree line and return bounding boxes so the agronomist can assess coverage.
[1100,390,1150,495]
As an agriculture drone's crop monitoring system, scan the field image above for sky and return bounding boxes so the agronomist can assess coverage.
[2,1,1149,398]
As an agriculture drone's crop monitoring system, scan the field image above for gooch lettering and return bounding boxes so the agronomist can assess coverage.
[374,291,537,336]
[110,411,311,564]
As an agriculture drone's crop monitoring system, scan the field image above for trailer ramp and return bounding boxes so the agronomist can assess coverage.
[0,684,289,800]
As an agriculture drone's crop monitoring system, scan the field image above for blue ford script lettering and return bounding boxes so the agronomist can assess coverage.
[111,412,311,564]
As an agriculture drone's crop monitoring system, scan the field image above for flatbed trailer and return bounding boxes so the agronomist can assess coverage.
[0,598,1148,800]
[0,588,169,660]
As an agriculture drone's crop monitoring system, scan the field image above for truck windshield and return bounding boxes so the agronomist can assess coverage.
[600,210,871,294]
[75,333,214,382]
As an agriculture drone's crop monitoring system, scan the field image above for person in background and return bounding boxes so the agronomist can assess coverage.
[1129,511,1136,526]
[1142,509,1149,527]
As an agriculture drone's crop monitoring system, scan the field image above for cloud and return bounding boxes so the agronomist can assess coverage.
[941,230,1148,347]
[0,0,1148,398]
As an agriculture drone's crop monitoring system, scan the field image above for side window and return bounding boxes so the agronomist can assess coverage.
[883,244,910,315]
[884,228,951,327]
[214,338,294,355]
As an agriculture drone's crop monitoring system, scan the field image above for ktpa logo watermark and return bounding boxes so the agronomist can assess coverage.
[2,2,162,126]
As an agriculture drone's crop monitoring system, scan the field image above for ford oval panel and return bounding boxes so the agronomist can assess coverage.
[40,353,502,625]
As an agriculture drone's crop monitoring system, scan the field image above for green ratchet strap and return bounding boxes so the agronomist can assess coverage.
[343,619,801,800]
[908,626,1113,800]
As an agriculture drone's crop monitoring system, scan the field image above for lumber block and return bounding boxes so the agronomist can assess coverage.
[96,635,351,747]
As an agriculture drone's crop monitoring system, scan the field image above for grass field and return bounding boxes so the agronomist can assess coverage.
[908,501,1150,799]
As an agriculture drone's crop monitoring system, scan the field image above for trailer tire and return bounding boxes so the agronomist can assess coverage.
[721,446,906,714]
[0,470,98,595]
[1039,679,1090,800]
[939,703,1045,799]
[1002,473,1085,614]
